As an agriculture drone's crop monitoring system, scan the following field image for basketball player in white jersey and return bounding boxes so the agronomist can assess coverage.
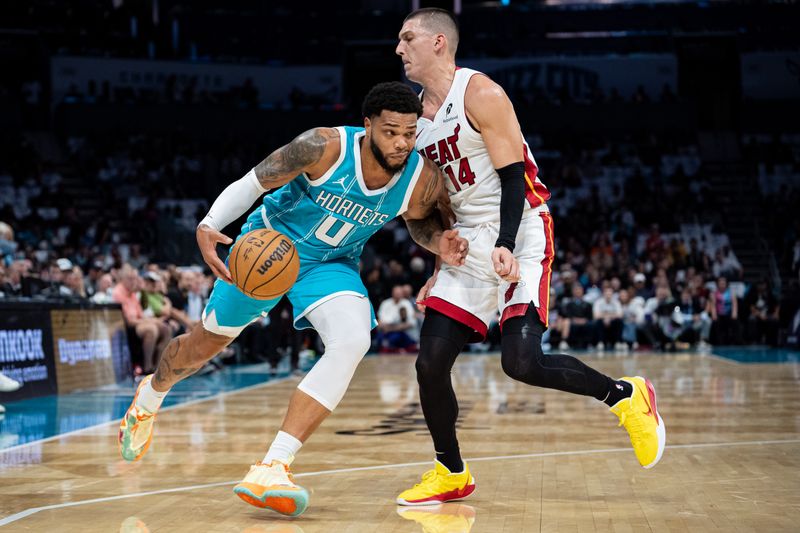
[394,8,666,506]
[117,82,468,516]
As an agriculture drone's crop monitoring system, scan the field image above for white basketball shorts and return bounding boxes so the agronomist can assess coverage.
[423,209,555,341]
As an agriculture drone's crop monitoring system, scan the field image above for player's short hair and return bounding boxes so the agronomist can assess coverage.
[403,7,459,56]
[362,82,422,119]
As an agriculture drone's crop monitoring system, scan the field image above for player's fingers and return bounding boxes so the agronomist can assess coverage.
[211,259,232,283]
[219,235,233,245]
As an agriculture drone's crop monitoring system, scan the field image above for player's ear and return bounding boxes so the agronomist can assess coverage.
[363,116,372,131]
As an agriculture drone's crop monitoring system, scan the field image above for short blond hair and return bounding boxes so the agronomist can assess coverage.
[404,8,459,56]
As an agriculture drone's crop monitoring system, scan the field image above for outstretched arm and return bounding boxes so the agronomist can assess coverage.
[197,128,338,281]
[403,158,467,266]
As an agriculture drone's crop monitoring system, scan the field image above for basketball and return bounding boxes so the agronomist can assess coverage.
[229,229,300,300]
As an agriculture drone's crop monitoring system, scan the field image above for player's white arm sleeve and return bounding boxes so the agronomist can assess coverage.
[198,168,267,231]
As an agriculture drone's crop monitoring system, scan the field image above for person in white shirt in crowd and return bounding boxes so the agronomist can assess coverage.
[618,288,645,350]
[593,284,624,351]
[183,271,207,323]
[91,273,115,304]
[377,285,418,352]
[712,246,743,281]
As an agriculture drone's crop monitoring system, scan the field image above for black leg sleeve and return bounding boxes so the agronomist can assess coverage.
[416,309,473,461]
[501,306,613,400]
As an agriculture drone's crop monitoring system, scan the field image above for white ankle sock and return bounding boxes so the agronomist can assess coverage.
[263,430,303,465]
[135,378,168,413]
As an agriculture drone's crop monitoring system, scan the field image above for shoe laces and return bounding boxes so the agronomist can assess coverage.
[618,410,647,446]
[414,469,439,488]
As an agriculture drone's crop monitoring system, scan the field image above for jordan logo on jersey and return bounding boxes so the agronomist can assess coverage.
[332,175,349,187]
[418,124,476,192]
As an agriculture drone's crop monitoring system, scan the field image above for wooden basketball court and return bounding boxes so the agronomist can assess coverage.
[1,351,799,532]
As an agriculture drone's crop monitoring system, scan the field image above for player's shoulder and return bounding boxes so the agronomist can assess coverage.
[464,73,508,104]
[293,127,342,171]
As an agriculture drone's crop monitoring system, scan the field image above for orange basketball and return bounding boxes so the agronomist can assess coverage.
[229,229,300,300]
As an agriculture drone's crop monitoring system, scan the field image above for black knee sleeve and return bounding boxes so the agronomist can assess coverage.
[501,306,611,399]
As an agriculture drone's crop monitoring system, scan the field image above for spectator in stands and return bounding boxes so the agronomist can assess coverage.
[686,238,708,272]
[377,285,418,353]
[644,284,679,351]
[744,280,780,346]
[619,288,644,350]
[182,271,207,323]
[62,265,87,299]
[593,285,624,351]
[0,221,17,266]
[712,247,743,281]
[559,283,598,350]
[677,287,711,348]
[709,276,740,345]
[632,272,652,300]
[1,261,24,297]
[141,271,194,334]
[40,258,75,298]
[113,264,171,374]
[91,273,115,304]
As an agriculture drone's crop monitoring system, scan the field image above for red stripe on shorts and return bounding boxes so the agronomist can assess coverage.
[424,296,488,342]
[537,212,555,328]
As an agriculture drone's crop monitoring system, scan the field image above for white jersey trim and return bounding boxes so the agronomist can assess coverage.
[398,156,426,215]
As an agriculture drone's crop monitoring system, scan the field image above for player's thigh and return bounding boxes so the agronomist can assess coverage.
[288,260,376,331]
[497,211,554,326]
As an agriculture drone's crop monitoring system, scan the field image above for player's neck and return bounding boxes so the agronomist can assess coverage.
[420,62,457,109]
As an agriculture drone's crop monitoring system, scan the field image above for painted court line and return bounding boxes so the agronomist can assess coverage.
[1,438,799,526]
[0,374,297,455]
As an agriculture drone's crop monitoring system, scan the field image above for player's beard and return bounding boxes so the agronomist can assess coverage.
[370,136,407,173]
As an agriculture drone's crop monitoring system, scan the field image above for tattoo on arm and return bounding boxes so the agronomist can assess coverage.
[253,128,333,189]
[406,164,446,250]
[407,214,444,250]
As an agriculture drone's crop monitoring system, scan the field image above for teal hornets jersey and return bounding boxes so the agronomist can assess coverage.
[258,126,424,263]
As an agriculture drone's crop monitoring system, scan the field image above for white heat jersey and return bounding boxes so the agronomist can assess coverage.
[415,67,550,226]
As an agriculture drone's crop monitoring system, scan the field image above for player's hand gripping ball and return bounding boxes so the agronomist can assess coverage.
[229,229,299,300]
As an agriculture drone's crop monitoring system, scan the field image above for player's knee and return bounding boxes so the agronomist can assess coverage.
[333,329,371,358]
[500,335,544,384]
[415,348,453,387]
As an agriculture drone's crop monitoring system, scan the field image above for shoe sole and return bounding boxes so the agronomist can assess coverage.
[396,483,476,506]
[640,376,666,469]
[234,483,309,517]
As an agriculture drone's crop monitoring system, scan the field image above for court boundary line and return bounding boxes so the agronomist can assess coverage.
[0,373,298,455]
[1,437,799,526]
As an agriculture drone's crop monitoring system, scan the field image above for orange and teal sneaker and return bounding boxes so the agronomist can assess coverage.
[396,503,476,533]
[611,376,666,468]
[234,461,309,517]
[118,375,157,462]
[396,461,475,506]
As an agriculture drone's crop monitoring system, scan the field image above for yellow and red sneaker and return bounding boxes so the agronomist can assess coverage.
[234,461,309,517]
[118,375,157,462]
[396,461,475,506]
[611,376,666,468]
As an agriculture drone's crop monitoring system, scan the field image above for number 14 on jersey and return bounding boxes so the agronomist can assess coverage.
[443,159,476,192]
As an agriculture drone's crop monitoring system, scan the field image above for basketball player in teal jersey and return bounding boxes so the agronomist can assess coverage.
[118,82,468,517]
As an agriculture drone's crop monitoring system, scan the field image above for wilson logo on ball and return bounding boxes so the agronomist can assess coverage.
[257,239,293,275]
[230,230,299,300]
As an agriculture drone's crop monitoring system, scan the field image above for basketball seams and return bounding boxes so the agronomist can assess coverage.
[241,230,282,296]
